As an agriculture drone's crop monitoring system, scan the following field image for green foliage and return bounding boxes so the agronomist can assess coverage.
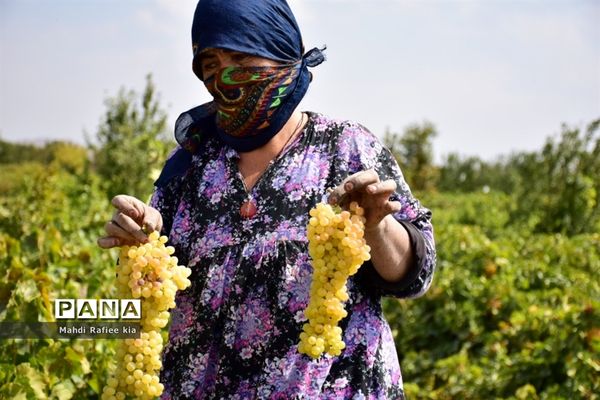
[90,74,173,201]
[437,153,520,193]
[0,162,46,195]
[0,74,177,398]
[0,138,47,165]
[418,191,512,237]
[434,118,600,235]
[0,162,119,398]
[384,192,600,400]
[385,122,439,192]
[0,141,88,195]
[0,139,87,169]
[510,119,600,235]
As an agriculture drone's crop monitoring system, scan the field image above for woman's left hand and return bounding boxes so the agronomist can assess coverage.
[328,169,402,231]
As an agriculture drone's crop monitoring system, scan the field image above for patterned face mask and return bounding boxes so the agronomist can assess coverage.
[204,62,302,147]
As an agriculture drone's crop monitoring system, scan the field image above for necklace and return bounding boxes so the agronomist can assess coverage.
[239,113,306,219]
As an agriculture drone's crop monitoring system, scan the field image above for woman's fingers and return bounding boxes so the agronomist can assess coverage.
[98,194,164,250]
[111,195,145,220]
[328,169,379,205]
[142,207,163,234]
[98,219,142,249]
[111,194,163,235]
[366,179,397,196]
[97,236,120,249]
[385,200,402,214]
[97,236,138,249]
[329,173,395,208]
[343,169,380,192]
[363,201,403,230]
[327,171,402,229]
[111,210,148,244]
[96,236,139,249]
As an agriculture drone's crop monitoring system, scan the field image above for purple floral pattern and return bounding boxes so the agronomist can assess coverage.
[150,112,436,399]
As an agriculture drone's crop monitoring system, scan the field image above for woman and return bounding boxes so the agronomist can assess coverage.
[98,0,436,398]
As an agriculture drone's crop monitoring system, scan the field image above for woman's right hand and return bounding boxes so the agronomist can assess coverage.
[97,195,163,249]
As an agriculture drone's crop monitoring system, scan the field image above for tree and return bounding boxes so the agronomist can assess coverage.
[437,153,520,194]
[509,118,600,235]
[384,121,438,192]
[0,138,45,164]
[90,74,174,201]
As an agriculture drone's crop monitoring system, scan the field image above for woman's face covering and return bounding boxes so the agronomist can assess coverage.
[196,48,281,80]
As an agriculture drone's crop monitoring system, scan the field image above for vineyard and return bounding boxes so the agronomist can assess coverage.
[388,191,599,399]
[0,81,598,399]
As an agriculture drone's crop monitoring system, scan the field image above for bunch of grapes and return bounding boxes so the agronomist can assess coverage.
[101,231,191,400]
[298,201,371,359]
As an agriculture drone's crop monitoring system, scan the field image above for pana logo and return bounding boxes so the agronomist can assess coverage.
[54,299,141,320]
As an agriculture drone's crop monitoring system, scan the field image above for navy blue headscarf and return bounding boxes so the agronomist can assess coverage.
[155,0,325,188]
[191,0,306,72]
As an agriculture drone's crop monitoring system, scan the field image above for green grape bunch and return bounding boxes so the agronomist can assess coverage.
[298,201,371,359]
[101,231,191,400]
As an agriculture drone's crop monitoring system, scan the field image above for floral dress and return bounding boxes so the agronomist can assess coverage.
[150,112,436,400]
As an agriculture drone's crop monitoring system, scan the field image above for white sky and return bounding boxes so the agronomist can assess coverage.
[1,0,598,163]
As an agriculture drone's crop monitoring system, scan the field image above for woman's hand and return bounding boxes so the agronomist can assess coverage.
[328,169,401,231]
[328,170,413,283]
[97,195,163,249]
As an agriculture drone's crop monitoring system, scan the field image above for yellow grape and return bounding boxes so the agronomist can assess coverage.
[101,231,191,400]
[299,201,371,359]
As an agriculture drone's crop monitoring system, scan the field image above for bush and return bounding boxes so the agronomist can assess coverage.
[0,164,119,398]
[384,192,600,399]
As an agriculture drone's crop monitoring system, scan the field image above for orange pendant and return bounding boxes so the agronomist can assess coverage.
[240,199,257,219]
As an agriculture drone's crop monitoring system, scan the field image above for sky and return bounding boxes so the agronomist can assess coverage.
[0,0,598,163]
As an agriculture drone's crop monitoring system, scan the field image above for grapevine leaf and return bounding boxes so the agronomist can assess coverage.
[64,346,90,374]
[87,375,100,394]
[11,392,28,400]
[64,346,82,364]
[16,363,48,399]
[15,279,39,303]
[50,380,75,400]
